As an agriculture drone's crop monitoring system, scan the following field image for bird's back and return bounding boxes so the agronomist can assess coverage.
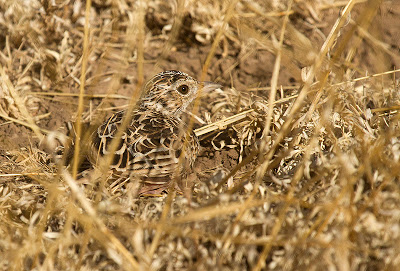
[91,109,199,190]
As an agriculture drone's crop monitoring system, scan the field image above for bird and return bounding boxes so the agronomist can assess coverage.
[90,70,219,196]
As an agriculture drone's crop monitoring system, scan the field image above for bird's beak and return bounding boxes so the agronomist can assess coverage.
[200,81,222,93]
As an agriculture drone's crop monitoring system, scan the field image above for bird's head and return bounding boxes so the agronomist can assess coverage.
[140,70,219,117]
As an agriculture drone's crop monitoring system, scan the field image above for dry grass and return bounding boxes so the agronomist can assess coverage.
[1,0,400,270]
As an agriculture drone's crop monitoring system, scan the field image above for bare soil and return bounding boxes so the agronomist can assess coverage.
[1,1,400,270]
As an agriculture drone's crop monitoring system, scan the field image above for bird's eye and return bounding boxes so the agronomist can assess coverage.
[177,84,189,95]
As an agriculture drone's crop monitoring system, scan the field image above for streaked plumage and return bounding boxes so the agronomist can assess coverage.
[91,70,213,195]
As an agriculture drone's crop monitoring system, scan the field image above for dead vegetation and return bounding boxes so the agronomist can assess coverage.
[1,0,400,270]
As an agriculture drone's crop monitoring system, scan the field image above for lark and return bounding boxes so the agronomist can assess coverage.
[91,70,218,196]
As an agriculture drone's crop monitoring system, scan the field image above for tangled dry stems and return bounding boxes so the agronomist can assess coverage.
[1,0,400,270]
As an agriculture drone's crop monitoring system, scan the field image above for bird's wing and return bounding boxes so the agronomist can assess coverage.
[93,110,196,184]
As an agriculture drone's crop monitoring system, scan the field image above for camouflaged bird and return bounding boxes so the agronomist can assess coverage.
[91,70,218,195]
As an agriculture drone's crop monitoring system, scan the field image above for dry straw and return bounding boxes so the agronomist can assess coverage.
[1,0,399,270]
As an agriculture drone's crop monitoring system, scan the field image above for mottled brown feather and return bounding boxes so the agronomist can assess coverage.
[91,70,205,195]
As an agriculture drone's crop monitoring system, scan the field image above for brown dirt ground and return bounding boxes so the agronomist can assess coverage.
[1,2,399,168]
[1,1,400,270]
